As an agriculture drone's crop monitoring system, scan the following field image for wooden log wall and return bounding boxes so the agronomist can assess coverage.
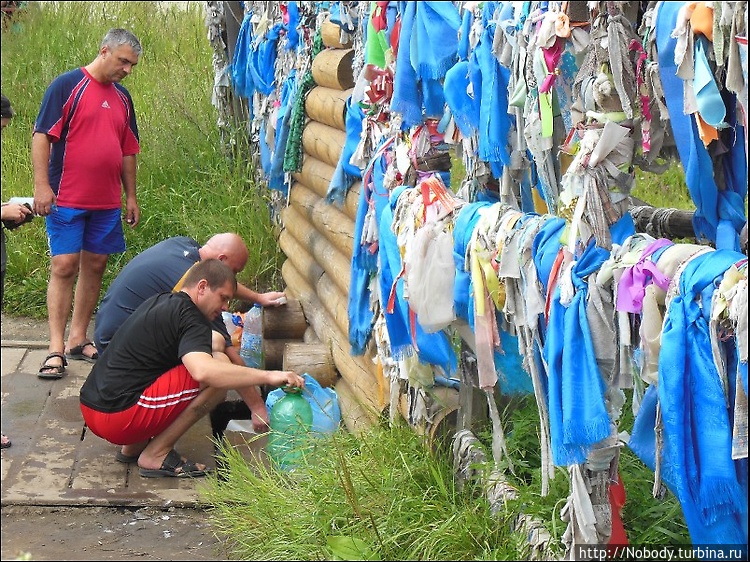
[279,25,389,432]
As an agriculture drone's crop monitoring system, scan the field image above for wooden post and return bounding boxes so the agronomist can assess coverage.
[283,342,338,388]
[629,205,696,240]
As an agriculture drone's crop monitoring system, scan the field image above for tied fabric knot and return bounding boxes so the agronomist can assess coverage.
[616,238,674,313]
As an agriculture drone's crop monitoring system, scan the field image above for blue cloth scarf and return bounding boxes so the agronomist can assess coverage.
[347,146,391,355]
[268,71,297,194]
[248,23,282,96]
[544,239,612,466]
[655,249,747,546]
[231,11,254,99]
[656,3,747,251]
[391,1,461,128]
[470,15,511,178]
[327,97,366,205]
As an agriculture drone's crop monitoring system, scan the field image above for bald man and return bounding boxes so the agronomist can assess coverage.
[93,233,286,432]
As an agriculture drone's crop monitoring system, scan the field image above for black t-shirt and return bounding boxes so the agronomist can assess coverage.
[80,291,213,413]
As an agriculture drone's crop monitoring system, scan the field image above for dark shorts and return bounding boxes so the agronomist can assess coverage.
[80,365,201,446]
[45,207,126,256]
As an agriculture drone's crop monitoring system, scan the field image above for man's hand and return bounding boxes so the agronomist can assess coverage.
[256,291,287,307]
[251,409,270,433]
[270,370,305,390]
[32,184,56,217]
[1,202,33,226]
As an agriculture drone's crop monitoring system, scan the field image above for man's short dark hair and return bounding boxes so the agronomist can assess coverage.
[183,259,237,292]
[1,94,14,119]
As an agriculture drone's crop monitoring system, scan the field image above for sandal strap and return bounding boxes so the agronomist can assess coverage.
[43,352,67,366]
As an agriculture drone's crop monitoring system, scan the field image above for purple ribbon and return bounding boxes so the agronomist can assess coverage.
[616,238,673,313]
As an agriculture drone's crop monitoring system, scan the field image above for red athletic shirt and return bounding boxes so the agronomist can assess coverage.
[33,67,140,210]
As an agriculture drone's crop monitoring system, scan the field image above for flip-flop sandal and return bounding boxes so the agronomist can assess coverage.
[115,451,140,464]
[38,352,67,380]
[139,449,210,478]
[67,341,99,364]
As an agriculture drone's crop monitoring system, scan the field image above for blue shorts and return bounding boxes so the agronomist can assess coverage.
[45,207,126,257]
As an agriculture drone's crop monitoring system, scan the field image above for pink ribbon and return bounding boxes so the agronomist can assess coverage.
[616,238,673,313]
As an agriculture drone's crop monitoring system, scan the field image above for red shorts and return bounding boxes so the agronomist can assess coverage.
[80,365,201,446]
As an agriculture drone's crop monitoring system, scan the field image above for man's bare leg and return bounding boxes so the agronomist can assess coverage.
[44,253,79,368]
[66,250,108,357]
[224,344,269,431]
[137,387,227,472]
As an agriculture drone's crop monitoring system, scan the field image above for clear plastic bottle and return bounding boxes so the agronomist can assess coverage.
[240,304,264,368]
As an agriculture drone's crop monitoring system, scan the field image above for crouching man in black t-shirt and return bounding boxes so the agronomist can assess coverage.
[80,258,304,478]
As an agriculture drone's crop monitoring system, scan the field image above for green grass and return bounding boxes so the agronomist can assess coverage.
[1,1,284,318]
[203,394,691,561]
[203,421,522,561]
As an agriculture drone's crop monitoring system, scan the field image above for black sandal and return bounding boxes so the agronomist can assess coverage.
[38,352,67,380]
[67,341,99,363]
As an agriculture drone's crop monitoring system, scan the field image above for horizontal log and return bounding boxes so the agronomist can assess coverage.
[306,86,351,131]
[344,180,362,222]
[292,156,361,224]
[278,227,325,291]
[397,386,460,443]
[312,48,355,90]
[289,181,354,259]
[303,121,347,168]
[281,260,385,413]
[262,298,307,340]
[293,155,334,200]
[282,204,351,297]
[321,17,352,49]
[334,376,378,435]
[629,205,696,240]
[316,271,390,410]
[283,342,338,388]
[263,337,301,370]
[304,327,320,343]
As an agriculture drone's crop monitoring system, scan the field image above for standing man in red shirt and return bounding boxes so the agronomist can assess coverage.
[32,28,142,379]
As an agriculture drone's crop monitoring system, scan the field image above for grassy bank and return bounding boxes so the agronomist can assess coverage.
[1,1,283,318]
